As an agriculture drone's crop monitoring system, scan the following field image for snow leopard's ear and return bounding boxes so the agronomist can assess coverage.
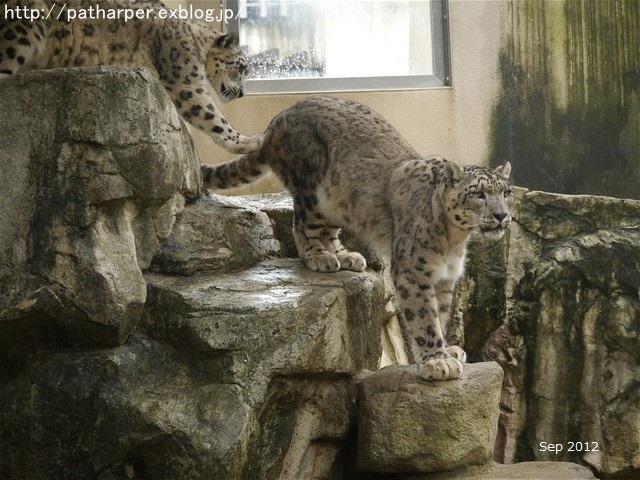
[215,32,239,49]
[493,162,511,179]
[444,160,465,184]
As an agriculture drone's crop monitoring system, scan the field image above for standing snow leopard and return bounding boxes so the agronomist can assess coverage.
[0,0,263,154]
[202,95,513,381]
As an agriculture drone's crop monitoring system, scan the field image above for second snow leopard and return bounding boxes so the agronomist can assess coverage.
[203,95,513,381]
[0,0,263,154]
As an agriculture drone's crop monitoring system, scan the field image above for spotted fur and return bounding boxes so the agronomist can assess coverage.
[0,0,263,153]
[203,96,513,381]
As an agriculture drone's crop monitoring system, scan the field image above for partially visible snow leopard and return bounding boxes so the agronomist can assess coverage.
[0,0,263,154]
[203,95,513,381]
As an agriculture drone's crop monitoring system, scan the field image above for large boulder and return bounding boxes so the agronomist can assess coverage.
[472,189,640,478]
[150,193,281,275]
[0,333,253,480]
[356,362,503,474]
[0,67,201,380]
[144,258,385,406]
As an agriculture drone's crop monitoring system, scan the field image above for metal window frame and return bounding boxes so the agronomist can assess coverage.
[225,0,451,94]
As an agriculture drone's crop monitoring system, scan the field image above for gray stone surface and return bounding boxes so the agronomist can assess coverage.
[356,362,503,473]
[151,193,281,275]
[0,68,200,377]
[0,333,253,480]
[410,461,597,479]
[144,258,385,406]
[472,188,640,478]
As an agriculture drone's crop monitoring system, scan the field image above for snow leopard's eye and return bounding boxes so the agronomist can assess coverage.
[470,191,486,200]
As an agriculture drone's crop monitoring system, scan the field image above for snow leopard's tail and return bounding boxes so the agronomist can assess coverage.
[201,147,270,190]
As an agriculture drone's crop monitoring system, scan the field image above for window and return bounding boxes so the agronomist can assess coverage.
[225,0,451,93]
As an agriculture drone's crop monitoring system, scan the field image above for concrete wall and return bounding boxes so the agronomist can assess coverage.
[175,0,509,193]
[489,0,640,199]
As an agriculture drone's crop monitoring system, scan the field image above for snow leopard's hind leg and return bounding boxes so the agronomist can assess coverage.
[292,193,366,273]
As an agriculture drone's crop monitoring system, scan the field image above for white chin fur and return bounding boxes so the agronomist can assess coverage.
[481,228,506,240]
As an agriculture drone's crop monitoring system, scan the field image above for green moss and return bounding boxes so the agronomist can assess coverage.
[489,0,640,199]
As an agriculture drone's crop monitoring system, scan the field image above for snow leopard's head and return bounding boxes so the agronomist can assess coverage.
[446,162,513,240]
[207,32,249,103]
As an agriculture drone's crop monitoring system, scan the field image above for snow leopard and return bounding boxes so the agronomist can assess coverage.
[202,95,513,381]
[0,0,263,153]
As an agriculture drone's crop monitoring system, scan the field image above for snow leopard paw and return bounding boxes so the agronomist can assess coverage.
[416,355,464,381]
[302,251,341,273]
[228,133,265,154]
[336,251,367,272]
[446,345,467,363]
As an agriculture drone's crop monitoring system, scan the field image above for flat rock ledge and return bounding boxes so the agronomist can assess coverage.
[356,362,503,474]
[408,460,597,480]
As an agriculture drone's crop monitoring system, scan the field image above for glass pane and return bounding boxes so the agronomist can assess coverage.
[237,0,433,80]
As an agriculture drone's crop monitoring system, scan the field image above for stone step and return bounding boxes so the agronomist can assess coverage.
[357,363,504,474]
[356,363,596,479]
[150,193,282,275]
[409,460,597,479]
[144,258,387,406]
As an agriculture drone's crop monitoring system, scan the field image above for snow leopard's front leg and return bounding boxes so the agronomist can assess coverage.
[167,78,264,154]
[393,268,464,381]
[436,279,468,363]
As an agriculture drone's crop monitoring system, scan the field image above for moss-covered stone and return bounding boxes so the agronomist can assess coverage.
[482,189,640,478]
[356,363,503,474]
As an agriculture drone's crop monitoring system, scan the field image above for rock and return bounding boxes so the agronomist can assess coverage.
[144,259,385,406]
[511,191,640,478]
[0,67,201,380]
[356,362,503,473]
[451,233,509,361]
[247,376,357,480]
[468,188,640,478]
[0,257,388,480]
[243,192,299,258]
[143,257,388,478]
[0,333,253,480]
[408,460,597,479]
[150,193,281,275]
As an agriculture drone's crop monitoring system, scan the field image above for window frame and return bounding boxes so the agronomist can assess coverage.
[224,0,451,94]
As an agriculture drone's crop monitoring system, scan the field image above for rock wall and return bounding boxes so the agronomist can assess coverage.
[0,68,390,480]
[0,67,201,380]
[470,189,640,478]
[0,68,629,480]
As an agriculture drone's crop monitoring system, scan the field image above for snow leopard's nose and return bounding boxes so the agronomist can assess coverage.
[493,212,508,223]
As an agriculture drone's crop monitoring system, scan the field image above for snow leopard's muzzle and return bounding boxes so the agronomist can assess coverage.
[220,83,244,102]
[480,211,511,239]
